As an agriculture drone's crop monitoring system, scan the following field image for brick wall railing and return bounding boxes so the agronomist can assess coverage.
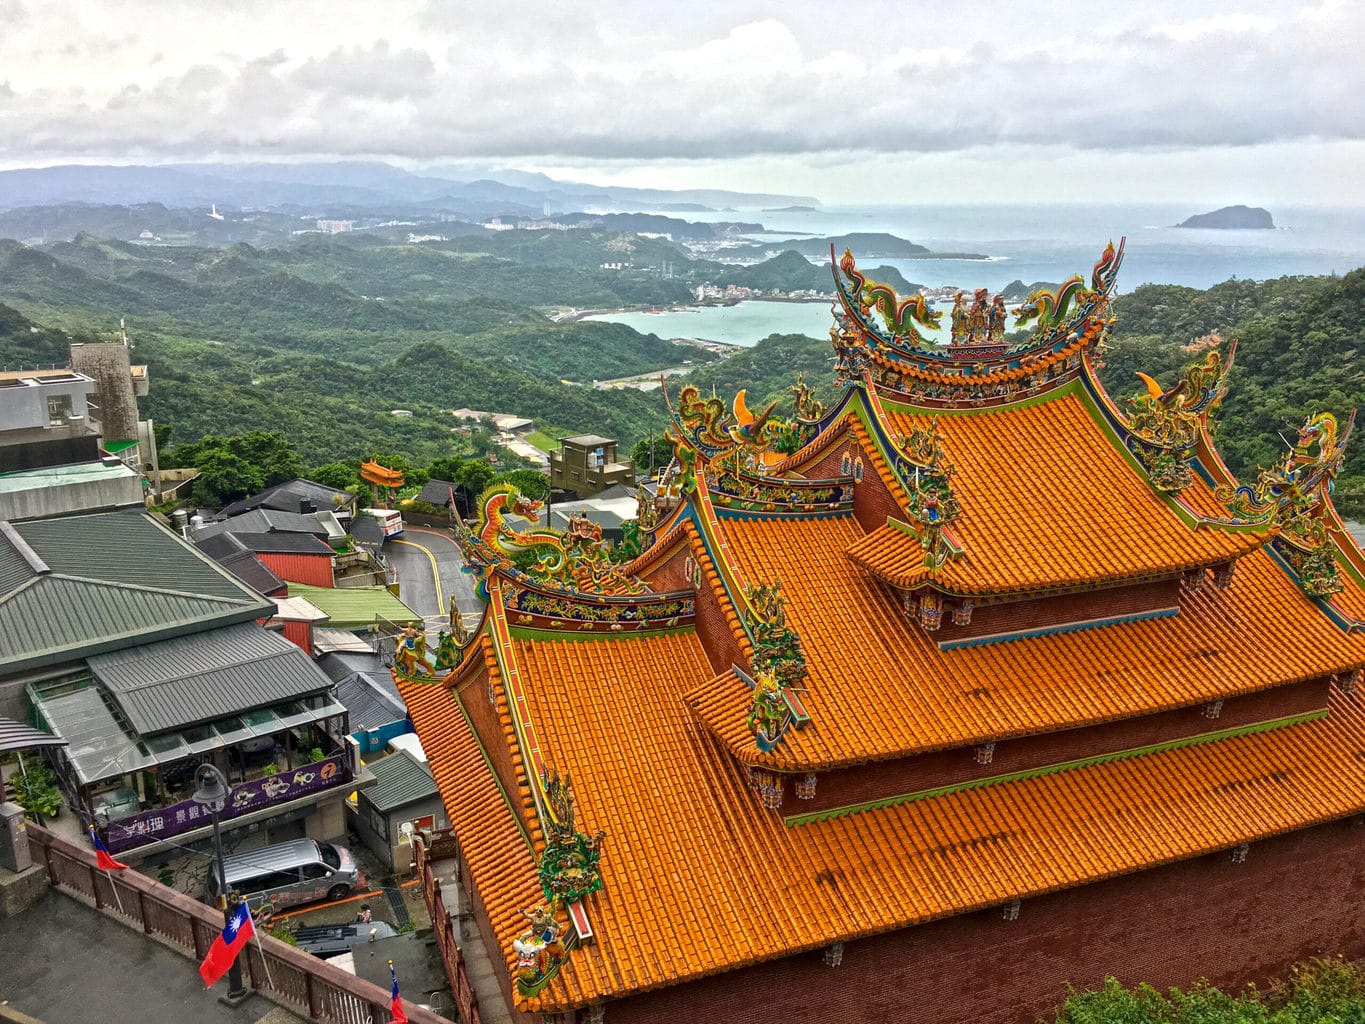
[414,829,483,1024]
[27,824,451,1024]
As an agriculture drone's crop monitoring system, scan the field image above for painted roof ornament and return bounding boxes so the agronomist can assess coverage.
[1124,342,1237,493]
[740,579,812,751]
[1218,410,1355,597]
[664,383,778,460]
[460,482,647,597]
[894,418,963,569]
[513,901,569,999]
[840,248,942,346]
[747,669,795,753]
[790,371,826,423]
[539,768,606,905]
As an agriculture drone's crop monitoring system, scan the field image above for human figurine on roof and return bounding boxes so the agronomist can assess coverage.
[950,291,969,343]
[987,294,1008,342]
[967,289,989,342]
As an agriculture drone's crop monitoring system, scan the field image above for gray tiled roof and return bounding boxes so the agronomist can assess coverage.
[16,511,255,602]
[87,623,334,734]
[193,508,329,540]
[362,750,437,812]
[415,479,457,506]
[228,531,334,555]
[215,550,287,597]
[219,478,354,518]
[0,510,272,673]
[335,672,407,732]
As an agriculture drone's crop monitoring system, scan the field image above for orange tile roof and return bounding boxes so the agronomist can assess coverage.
[688,514,1365,768]
[869,389,1264,595]
[409,623,1365,1011]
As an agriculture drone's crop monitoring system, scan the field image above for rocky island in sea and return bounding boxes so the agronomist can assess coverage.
[1176,205,1276,229]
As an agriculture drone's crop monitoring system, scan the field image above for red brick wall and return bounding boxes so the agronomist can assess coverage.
[597,815,1365,1024]
[258,551,335,588]
[932,577,1184,644]
[793,676,1330,815]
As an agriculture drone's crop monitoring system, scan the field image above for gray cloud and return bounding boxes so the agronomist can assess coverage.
[0,0,1359,166]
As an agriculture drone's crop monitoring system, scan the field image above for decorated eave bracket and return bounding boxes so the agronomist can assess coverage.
[1216,409,1356,599]
[740,578,812,753]
[890,414,964,571]
[1120,341,1237,494]
[512,767,607,999]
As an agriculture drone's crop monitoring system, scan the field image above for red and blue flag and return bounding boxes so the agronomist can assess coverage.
[89,827,128,871]
[199,902,255,988]
[389,960,409,1024]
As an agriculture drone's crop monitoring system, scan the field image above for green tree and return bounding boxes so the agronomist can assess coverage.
[501,468,550,501]
[631,436,674,476]
[425,455,467,483]
[233,430,305,486]
[193,447,264,505]
[307,461,362,493]
[456,459,497,500]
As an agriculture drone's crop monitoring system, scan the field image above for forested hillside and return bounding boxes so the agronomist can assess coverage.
[3,220,1362,514]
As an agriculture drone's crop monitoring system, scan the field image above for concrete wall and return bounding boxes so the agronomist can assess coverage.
[0,469,143,521]
[0,377,91,433]
[352,793,447,872]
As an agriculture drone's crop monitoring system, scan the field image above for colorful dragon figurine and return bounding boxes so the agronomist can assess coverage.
[467,482,648,597]
[1012,274,1091,333]
[1217,409,1355,596]
[840,248,942,345]
[666,383,777,458]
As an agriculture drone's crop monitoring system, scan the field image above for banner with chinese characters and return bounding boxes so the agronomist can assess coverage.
[102,756,350,852]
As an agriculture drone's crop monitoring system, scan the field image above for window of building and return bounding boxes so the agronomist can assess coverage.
[47,393,73,426]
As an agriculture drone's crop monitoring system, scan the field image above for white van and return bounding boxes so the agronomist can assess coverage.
[209,839,365,912]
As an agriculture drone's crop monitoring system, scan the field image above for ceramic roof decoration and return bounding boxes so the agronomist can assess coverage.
[396,241,1365,1017]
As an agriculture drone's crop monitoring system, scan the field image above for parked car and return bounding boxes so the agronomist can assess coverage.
[208,838,365,913]
[293,920,397,959]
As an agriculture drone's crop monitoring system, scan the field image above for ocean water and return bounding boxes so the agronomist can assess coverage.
[587,202,1365,348]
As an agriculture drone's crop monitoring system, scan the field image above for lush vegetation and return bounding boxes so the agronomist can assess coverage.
[1055,959,1365,1023]
[4,219,1363,519]
[1101,270,1365,515]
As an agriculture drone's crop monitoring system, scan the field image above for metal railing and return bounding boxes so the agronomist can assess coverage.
[413,829,484,1024]
[26,824,452,1024]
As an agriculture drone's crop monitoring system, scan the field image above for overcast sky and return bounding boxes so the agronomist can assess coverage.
[1,0,1360,205]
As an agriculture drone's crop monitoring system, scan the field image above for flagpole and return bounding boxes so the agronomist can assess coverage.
[247,904,276,991]
[88,825,126,915]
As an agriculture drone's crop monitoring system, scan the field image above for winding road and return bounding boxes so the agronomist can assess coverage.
[383,527,484,636]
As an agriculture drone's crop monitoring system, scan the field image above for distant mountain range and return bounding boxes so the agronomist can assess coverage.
[0,161,821,217]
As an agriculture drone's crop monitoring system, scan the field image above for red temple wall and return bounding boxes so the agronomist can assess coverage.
[929,577,1186,643]
[596,815,1365,1024]
[790,675,1329,816]
[457,661,538,839]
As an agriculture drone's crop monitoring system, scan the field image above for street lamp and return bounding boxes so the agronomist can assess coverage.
[192,763,247,1002]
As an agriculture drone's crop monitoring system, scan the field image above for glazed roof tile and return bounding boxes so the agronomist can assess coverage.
[870,390,1262,595]
[407,624,1365,1012]
[688,515,1365,769]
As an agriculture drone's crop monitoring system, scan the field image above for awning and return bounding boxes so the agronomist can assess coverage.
[0,716,67,754]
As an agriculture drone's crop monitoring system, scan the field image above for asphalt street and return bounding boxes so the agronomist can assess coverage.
[382,527,482,637]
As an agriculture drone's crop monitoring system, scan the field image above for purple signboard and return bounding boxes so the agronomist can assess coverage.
[103,756,350,853]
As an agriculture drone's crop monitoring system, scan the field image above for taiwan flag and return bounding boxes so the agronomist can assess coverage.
[89,827,128,871]
[199,902,255,988]
[389,960,409,1024]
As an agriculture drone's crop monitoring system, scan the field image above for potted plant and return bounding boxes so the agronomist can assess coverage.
[11,763,63,820]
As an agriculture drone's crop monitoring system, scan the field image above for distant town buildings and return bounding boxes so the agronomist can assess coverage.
[315,219,354,234]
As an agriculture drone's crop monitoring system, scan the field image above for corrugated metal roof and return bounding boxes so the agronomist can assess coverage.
[0,525,39,593]
[363,749,437,812]
[194,508,328,539]
[216,550,287,596]
[0,576,263,672]
[87,623,335,734]
[0,715,67,753]
[220,478,354,518]
[14,511,259,603]
[286,583,419,630]
[230,531,334,555]
[336,672,407,732]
